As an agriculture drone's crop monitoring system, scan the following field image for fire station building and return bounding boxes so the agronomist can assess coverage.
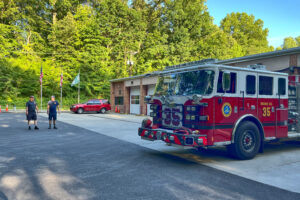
[110,47,300,115]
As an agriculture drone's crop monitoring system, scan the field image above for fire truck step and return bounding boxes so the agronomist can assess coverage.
[287,132,300,138]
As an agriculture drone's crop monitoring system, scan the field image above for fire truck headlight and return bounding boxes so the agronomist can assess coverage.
[186,106,197,112]
[197,138,203,144]
[186,115,197,121]
[197,137,207,146]
[150,104,158,110]
[150,112,157,117]
[186,115,191,120]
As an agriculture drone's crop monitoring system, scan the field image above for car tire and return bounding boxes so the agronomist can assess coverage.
[228,121,261,160]
[100,108,106,114]
[77,108,84,114]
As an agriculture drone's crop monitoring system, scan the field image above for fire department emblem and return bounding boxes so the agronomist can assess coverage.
[222,103,232,117]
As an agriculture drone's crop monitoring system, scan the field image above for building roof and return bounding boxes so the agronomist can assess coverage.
[110,47,300,82]
[217,46,300,65]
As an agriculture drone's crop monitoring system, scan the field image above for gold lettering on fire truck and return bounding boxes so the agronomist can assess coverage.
[260,102,272,117]
[260,102,272,106]
[222,103,232,117]
[262,107,271,117]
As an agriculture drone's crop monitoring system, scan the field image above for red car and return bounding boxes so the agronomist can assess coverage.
[70,99,111,114]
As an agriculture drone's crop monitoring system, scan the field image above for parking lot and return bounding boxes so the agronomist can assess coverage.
[0,112,299,200]
[47,112,300,193]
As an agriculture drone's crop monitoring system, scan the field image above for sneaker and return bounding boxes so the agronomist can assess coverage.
[48,126,51,129]
[28,126,31,130]
[34,126,39,130]
[54,126,58,129]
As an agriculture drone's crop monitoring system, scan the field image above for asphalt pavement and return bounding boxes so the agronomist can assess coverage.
[0,113,299,200]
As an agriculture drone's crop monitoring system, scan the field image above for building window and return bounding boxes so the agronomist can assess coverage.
[119,90,122,95]
[278,78,286,95]
[217,71,237,93]
[259,76,273,95]
[246,75,256,95]
[115,97,124,105]
[131,95,140,104]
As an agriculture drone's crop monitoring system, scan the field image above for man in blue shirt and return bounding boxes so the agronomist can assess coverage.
[26,96,39,130]
[47,96,60,129]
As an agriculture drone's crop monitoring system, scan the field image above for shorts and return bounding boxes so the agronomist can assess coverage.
[27,112,37,121]
[49,113,57,120]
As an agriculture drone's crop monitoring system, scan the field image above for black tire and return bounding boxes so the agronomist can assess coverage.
[228,121,261,160]
[100,108,106,114]
[77,108,84,114]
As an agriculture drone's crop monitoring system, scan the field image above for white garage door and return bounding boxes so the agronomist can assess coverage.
[147,85,156,116]
[130,86,140,115]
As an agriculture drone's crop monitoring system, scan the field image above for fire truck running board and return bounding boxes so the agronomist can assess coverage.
[287,132,300,138]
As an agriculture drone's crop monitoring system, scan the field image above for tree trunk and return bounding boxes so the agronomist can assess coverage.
[26,30,32,45]
[53,11,57,25]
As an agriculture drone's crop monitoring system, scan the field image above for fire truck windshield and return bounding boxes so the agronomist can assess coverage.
[155,70,215,96]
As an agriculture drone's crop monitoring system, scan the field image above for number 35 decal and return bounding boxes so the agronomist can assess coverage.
[262,107,271,117]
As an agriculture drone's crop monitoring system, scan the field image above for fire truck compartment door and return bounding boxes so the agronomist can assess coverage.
[276,108,288,138]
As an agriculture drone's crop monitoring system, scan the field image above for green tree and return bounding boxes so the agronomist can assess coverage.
[283,37,298,49]
[0,0,278,102]
[220,12,272,55]
[296,36,300,46]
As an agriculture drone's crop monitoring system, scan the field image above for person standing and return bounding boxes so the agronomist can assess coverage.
[26,96,39,130]
[47,96,60,129]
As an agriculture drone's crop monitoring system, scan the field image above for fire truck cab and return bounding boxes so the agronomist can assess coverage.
[138,62,300,160]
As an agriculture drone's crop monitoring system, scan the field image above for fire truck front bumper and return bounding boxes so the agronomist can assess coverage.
[138,127,208,148]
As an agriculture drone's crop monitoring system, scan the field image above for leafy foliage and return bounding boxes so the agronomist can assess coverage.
[220,12,273,55]
[283,37,299,49]
[0,0,274,104]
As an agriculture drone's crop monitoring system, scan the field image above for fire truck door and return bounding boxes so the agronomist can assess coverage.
[276,108,288,138]
[257,75,276,138]
[239,72,258,117]
[275,77,288,138]
[214,71,240,142]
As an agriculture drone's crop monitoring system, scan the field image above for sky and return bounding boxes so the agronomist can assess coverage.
[206,0,300,48]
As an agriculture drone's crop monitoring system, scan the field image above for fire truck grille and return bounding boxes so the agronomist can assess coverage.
[161,105,183,129]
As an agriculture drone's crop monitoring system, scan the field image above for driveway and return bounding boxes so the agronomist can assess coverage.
[0,112,299,200]
[43,112,300,194]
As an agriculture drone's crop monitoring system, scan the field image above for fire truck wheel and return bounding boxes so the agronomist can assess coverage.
[229,121,261,160]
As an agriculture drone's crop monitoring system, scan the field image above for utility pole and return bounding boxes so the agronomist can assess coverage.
[78,69,80,104]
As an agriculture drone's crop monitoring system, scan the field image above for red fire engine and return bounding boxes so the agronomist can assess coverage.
[138,61,300,160]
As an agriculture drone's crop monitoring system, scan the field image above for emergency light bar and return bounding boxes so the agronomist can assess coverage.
[247,64,266,70]
[165,59,218,70]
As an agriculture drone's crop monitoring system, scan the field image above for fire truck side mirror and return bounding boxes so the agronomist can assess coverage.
[222,71,231,92]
